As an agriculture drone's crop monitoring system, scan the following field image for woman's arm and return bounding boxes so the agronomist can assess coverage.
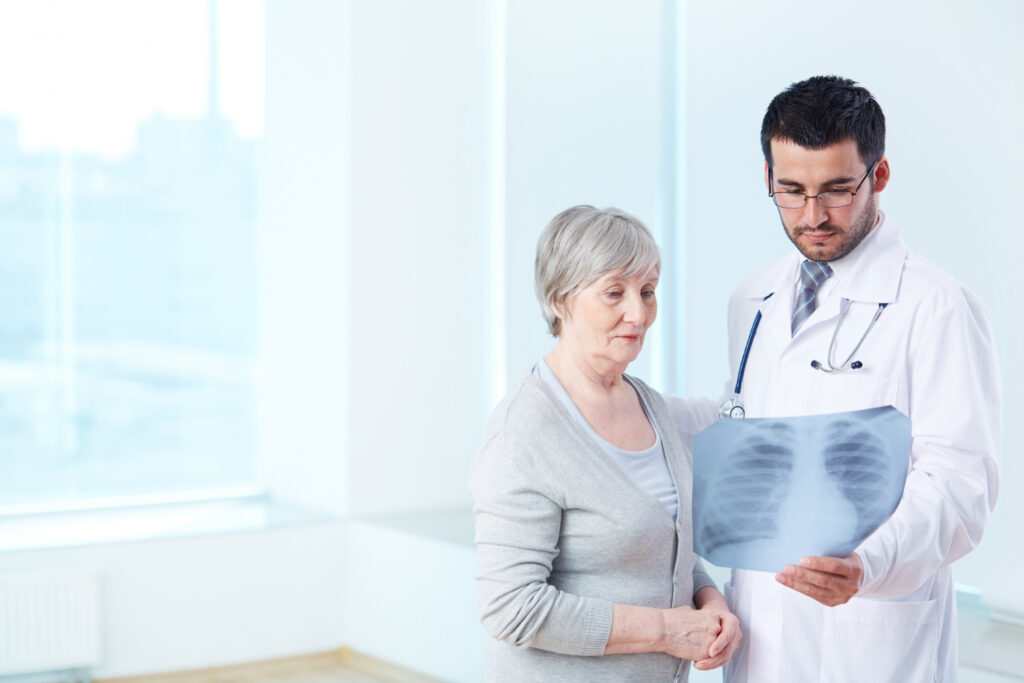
[472,430,720,660]
[472,432,613,656]
[604,603,720,660]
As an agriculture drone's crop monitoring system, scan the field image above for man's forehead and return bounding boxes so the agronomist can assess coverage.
[769,138,865,180]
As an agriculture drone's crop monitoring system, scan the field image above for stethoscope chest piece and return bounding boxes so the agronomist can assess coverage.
[719,396,745,420]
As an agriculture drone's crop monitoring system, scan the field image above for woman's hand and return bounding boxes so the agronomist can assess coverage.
[658,605,722,660]
[605,603,719,660]
[692,587,742,670]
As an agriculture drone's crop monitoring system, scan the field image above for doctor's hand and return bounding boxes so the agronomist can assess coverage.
[775,553,863,607]
[692,586,742,670]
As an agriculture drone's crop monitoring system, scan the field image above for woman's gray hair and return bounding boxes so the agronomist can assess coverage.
[535,205,660,337]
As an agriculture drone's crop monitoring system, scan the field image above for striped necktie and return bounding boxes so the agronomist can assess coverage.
[791,260,833,335]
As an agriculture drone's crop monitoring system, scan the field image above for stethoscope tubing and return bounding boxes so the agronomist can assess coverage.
[816,300,888,372]
[728,294,888,416]
[733,293,773,395]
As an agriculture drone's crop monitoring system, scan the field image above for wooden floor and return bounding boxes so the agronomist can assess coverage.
[98,650,441,683]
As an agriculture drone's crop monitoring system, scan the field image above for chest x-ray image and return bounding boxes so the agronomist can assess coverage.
[692,406,910,572]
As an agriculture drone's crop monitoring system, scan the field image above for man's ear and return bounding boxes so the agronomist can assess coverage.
[872,156,891,193]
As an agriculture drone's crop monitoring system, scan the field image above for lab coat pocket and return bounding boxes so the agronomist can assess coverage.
[818,597,940,683]
[790,370,903,416]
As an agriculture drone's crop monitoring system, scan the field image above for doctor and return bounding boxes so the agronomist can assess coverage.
[716,76,1001,682]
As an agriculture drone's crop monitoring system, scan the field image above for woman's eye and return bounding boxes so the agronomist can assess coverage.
[605,291,623,299]
[642,290,656,299]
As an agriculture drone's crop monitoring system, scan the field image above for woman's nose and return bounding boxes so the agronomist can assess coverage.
[623,293,646,324]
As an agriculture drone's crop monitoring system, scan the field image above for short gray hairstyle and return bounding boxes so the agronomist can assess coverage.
[535,205,660,337]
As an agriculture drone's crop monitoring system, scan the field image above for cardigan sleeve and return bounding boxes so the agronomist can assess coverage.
[470,431,613,656]
[691,557,717,596]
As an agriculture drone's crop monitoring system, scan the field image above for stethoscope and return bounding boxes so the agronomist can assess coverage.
[719,293,888,419]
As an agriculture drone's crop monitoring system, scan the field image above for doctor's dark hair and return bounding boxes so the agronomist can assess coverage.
[535,205,660,337]
[761,76,885,167]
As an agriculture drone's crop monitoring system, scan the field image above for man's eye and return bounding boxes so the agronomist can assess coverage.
[822,190,852,197]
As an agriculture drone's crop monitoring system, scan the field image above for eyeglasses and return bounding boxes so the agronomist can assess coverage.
[769,160,877,209]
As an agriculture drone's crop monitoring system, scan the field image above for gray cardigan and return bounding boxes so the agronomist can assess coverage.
[470,371,716,682]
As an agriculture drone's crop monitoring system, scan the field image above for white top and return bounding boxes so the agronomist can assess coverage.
[534,359,679,521]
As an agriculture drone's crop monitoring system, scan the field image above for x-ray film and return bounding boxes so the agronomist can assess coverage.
[692,406,910,572]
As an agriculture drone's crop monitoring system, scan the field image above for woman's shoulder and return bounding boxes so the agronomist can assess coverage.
[475,372,572,463]
[483,373,565,441]
[471,373,568,496]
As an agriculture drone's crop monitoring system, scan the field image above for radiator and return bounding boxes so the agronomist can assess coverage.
[0,569,101,676]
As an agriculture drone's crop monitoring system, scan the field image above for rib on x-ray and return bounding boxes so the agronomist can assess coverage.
[698,422,795,553]
[692,406,910,572]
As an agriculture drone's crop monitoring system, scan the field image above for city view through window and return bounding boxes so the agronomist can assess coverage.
[0,0,264,508]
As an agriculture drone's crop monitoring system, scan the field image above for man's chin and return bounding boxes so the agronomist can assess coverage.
[795,240,841,262]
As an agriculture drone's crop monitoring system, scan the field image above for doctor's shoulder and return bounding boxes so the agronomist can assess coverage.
[727,253,793,317]
[895,251,994,328]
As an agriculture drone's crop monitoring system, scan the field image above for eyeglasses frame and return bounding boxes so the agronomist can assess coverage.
[768,158,879,209]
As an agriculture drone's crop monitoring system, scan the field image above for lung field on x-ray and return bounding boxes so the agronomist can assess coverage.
[699,422,795,554]
[692,406,910,571]
[824,418,898,541]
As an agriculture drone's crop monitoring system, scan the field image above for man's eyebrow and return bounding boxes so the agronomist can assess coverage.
[773,177,803,187]
[821,175,857,186]
[774,175,858,188]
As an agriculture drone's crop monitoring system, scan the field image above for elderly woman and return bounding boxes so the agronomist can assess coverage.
[470,205,741,681]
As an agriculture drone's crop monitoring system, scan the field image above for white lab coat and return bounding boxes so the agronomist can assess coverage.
[718,213,1000,683]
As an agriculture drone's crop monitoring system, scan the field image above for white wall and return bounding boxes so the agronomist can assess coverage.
[344,0,493,517]
[259,0,351,517]
[504,0,677,390]
[262,0,494,518]
[683,0,1022,608]
[0,520,347,678]
[345,520,485,682]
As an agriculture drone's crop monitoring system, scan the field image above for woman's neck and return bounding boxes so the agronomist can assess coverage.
[545,342,627,400]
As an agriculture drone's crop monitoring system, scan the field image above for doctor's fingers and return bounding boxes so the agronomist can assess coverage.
[799,554,863,580]
[774,569,856,607]
[785,558,861,591]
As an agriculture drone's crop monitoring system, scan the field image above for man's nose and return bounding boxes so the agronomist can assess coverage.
[801,196,829,227]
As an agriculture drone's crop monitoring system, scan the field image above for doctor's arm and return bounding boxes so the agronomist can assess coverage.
[782,295,1001,603]
[664,395,721,450]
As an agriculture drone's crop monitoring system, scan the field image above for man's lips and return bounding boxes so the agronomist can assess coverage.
[800,230,837,244]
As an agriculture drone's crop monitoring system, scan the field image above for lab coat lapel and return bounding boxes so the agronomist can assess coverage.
[835,213,908,305]
[737,252,800,355]
[778,214,909,343]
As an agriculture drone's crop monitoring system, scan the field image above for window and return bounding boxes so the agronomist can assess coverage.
[0,0,264,510]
